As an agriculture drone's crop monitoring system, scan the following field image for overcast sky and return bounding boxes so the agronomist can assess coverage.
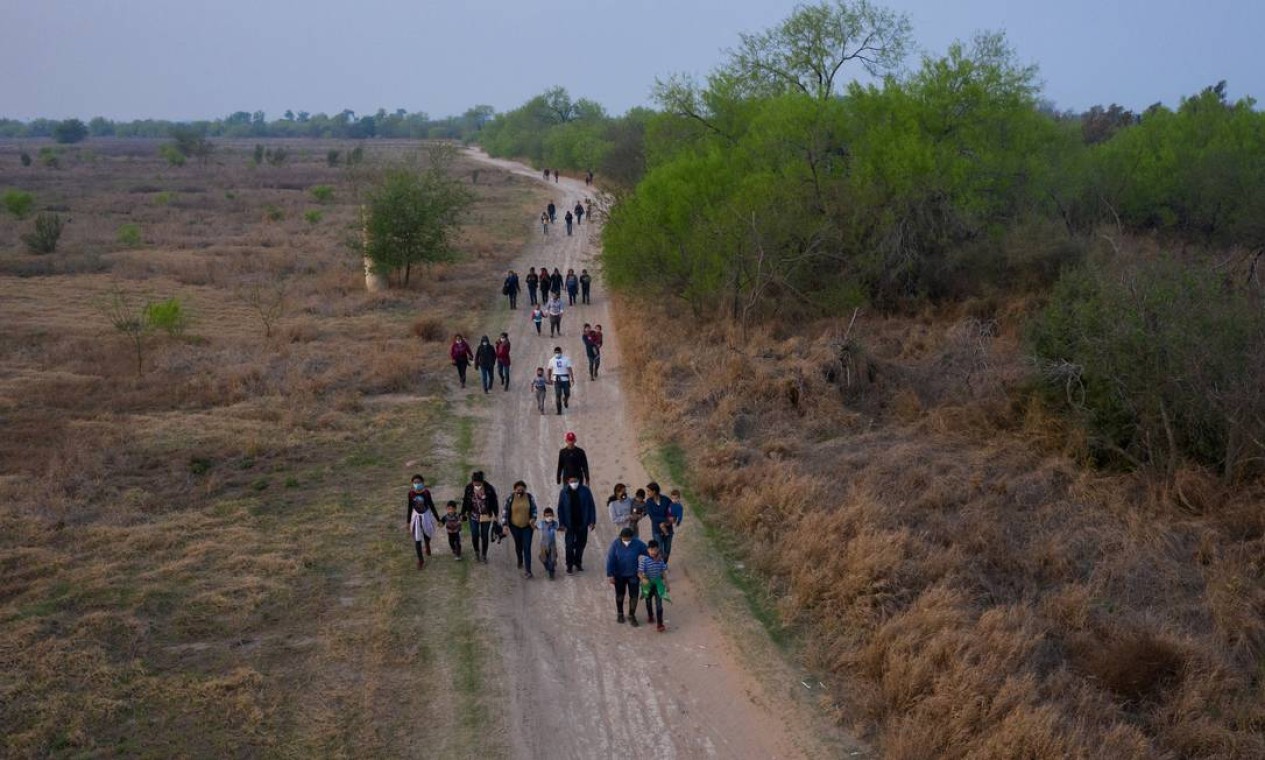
[2,0,1261,121]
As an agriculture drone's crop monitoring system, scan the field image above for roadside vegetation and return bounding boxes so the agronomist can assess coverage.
[474,1,1265,756]
[0,139,539,756]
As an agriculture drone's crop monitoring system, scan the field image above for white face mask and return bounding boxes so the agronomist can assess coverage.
[568,481,579,490]
[621,540,631,547]
[412,483,423,490]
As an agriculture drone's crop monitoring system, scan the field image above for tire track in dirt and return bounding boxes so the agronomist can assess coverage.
[462,150,857,760]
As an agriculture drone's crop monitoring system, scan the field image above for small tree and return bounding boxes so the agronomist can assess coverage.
[144,297,190,338]
[53,118,89,144]
[326,149,341,167]
[101,288,153,377]
[361,146,475,286]
[116,223,142,248]
[3,189,34,219]
[20,152,32,167]
[237,276,288,338]
[168,126,214,165]
[22,213,64,254]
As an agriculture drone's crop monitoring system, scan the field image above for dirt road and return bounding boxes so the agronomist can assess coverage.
[461,151,858,760]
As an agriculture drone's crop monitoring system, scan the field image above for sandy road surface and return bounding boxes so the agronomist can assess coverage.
[462,151,857,760]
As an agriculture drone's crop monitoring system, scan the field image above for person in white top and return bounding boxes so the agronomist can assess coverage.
[546,346,575,415]
[546,294,565,336]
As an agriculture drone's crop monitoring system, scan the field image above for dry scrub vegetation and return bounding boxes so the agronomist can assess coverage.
[617,275,1265,758]
[0,138,541,756]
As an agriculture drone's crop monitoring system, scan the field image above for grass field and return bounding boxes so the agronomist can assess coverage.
[0,138,538,757]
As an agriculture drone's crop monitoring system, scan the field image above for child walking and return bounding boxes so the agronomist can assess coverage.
[530,305,545,335]
[406,475,439,569]
[531,367,549,415]
[440,500,464,560]
[538,507,560,579]
[639,540,671,632]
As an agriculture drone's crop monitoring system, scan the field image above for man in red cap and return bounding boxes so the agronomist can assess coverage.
[556,431,590,486]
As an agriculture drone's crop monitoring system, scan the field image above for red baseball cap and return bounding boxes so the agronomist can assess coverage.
[564,431,577,443]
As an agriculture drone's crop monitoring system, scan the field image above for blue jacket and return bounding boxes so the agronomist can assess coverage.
[606,537,648,578]
[645,495,672,527]
[557,485,596,531]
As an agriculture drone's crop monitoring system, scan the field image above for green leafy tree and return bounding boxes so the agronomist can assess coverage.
[3,189,34,219]
[362,146,475,286]
[53,118,89,144]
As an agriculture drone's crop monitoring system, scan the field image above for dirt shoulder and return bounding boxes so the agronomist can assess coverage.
[460,150,863,759]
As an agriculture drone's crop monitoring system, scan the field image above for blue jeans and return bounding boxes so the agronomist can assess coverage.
[554,378,571,413]
[564,527,588,570]
[497,362,510,389]
[509,524,533,574]
[652,528,674,562]
[479,366,494,392]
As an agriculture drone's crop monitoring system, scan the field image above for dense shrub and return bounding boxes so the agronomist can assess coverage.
[53,118,89,144]
[3,189,34,218]
[22,212,64,254]
[1030,255,1265,479]
[144,297,190,338]
[116,223,142,248]
[310,185,334,203]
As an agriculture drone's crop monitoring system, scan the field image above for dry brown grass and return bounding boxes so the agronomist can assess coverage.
[0,137,543,756]
[615,295,1265,758]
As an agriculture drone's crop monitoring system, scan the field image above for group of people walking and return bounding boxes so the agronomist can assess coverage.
[540,199,594,237]
[404,433,685,632]
[511,266,593,309]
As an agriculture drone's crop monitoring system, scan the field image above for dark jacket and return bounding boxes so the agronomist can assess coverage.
[526,271,539,289]
[504,273,519,294]
[406,487,438,525]
[606,536,648,578]
[557,484,596,531]
[565,274,579,293]
[556,445,590,484]
[461,482,500,522]
[645,495,672,529]
[474,342,497,369]
[549,272,563,293]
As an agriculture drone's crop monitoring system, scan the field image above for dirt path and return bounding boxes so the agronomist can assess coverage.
[459,150,861,759]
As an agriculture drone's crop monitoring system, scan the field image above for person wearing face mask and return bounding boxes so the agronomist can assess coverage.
[461,471,500,563]
[547,346,574,415]
[474,335,497,394]
[607,482,636,537]
[557,475,596,574]
[406,474,440,569]
[606,527,648,625]
[501,480,538,578]
[494,332,512,391]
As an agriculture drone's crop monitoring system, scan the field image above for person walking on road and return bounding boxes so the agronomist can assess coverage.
[531,367,548,414]
[549,268,563,298]
[526,268,540,305]
[461,471,499,563]
[565,269,579,305]
[530,304,545,335]
[640,540,670,631]
[495,332,512,390]
[579,269,592,304]
[503,270,520,309]
[440,501,464,560]
[644,482,683,563]
[474,335,497,394]
[606,527,648,625]
[582,323,602,380]
[607,483,636,536]
[547,346,574,415]
[546,294,565,337]
[449,334,473,388]
[502,480,538,578]
[540,212,549,235]
[564,210,574,236]
[406,474,440,569]
[574,201,584,226]
[538,507,560,579]
[547,201,557,223]
[556,431,590,485]
[558,475,596,573]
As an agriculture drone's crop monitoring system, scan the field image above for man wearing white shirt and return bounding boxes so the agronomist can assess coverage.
[546,346,574,415]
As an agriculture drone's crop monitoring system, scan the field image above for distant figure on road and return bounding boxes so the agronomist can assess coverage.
[547,201,557,223]
[449,334,473,388]
[582,323,602,380]
[579,269,592,304]
[574,202,584,226]
[461,471,499,563]
[565,268,579,305]
[585,169,593,186]
[553,169,560,183]
[531,367,548,414]
[495,332,512,391]
[547,346,574,414]
[503,269,520,309]
[526,268,541,305]
[530,304,545,335]
[474,335,497,393]
[606,527,648,625]
[564,210,574,236]
[558,475,596,573]
[549,268,563,298]
[546,294,565,337]
[540,212,549,235]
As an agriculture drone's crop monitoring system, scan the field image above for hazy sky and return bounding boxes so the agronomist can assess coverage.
[2,0,1261,121]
